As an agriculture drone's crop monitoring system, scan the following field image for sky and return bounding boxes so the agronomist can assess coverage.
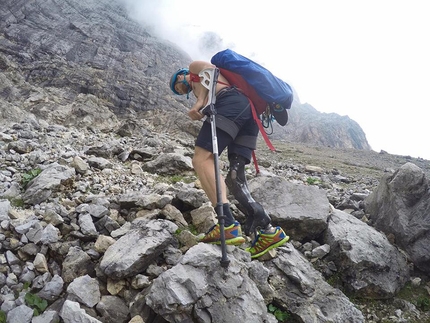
[119,0,430,160]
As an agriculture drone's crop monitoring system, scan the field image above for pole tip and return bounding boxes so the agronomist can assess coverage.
[220,258,230,268]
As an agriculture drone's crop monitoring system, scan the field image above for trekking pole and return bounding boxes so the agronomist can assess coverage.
[199,67,230,268]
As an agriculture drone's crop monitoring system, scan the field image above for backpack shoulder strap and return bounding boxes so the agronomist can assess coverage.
[189,72,200,82]
[190,70,229,87]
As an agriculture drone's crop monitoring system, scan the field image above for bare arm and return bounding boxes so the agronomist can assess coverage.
[188,61,216,120]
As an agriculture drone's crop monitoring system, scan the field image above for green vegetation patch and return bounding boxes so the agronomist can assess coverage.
[306,177,321,185]
[267,303,291,322]
[397,281,430,311]
[21,168,42,188]
[25,292,48,316]
[156,174,195,185]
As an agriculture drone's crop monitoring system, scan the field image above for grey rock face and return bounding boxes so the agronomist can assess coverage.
[0,0,370,150]
[365,162,430,272]
[60,300,102,323]
[96,295,129,323]
[22,163,75,205]
[6,304,33,323]
[146,243,272,323]
[37,274,64,301]
[67,275,101,307]
[31,310,60,323]
[269,244,365,323]
[143,153,194,175]
[249,176,331,240]
[271,102,372,150]
[100,219,177,279]
[0,199,11,220]
[0,0,191,131]
[62,247,95,283]
[325,209,410,298]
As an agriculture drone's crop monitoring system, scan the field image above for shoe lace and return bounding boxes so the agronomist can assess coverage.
[250,232,261,249]
[252,229,279,251]
[205,224,219,237]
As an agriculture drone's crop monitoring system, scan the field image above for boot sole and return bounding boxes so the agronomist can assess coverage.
[211,237,246,246]
[247,235,290,259]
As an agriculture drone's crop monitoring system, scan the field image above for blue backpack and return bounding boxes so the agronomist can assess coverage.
[211,49,293,127]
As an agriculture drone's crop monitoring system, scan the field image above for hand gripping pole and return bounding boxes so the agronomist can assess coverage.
[199,67,230,268]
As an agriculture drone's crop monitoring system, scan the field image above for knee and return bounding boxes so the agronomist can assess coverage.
[192,148,211,172]
[192,155,198,169]
[192,155,202,173]
[192,152,203,168]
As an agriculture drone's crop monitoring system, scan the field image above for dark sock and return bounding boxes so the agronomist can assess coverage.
[222,203,236,227]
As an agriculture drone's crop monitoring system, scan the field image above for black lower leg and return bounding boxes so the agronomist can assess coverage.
[226,154,271,235]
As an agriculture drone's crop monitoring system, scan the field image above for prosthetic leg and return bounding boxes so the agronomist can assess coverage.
[225,154,272,236]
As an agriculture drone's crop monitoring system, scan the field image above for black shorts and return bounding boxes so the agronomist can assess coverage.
[195,88,259,163]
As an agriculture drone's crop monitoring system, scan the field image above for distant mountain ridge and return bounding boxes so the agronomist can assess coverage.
[272,102,371,150]
[0,0,370,151]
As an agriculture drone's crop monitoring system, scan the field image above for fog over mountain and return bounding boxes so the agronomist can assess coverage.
[115,0,430,160]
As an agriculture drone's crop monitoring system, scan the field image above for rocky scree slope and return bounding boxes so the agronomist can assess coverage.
[0,119,429,323]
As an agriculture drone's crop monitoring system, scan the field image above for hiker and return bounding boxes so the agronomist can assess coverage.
[169,61,289,258]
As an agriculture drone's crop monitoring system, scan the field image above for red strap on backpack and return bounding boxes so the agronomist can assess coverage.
[214,68,277,175]
[246,98,276,175]
[251,150,260,174]
[247,98,276,152]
